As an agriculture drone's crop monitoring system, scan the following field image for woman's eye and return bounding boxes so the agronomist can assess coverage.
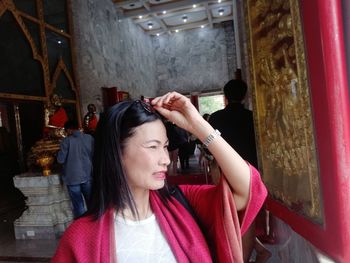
[149,145,157,149]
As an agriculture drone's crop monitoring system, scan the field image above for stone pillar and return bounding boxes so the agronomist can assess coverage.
[13,173,73,239]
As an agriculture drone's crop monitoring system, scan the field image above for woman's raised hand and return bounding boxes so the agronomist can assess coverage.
[151,92,203,135]
[153,92,251,209]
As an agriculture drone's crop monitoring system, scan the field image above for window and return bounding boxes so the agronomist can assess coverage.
[198,93,225,115]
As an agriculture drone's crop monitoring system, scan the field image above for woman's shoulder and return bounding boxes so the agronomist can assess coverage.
[62,215,97,238]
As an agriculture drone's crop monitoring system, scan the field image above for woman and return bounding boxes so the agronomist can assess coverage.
[52,92,267,263]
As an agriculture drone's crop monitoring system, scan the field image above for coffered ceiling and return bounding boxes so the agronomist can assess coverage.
[113,0,234,36]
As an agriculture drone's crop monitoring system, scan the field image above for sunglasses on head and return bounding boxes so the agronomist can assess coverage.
[133,100,156,113]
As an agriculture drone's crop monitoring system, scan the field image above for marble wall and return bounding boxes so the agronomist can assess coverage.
[153,26,230,95]
[223,21,236,80]
[71,0,238,115]
[71,0,158,113]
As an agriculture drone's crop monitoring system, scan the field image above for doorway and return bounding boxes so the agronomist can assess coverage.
[0,100,44,217]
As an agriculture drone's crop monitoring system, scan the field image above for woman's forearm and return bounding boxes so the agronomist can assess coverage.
[191,117,251,210]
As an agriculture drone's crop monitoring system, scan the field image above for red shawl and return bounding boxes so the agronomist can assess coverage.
[52,164,267,262]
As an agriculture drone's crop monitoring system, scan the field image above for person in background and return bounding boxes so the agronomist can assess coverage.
[209,79,271,263]
[52,91,267,263]
[209,79,258,168]
[196,113,211,171]
[83,103,98,135]
[202,113,210,122]
[57,120,94,219]
[164,120,188,175]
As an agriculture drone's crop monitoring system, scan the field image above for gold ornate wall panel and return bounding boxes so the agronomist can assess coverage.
[246,0,322,222]
[0,0,80,114]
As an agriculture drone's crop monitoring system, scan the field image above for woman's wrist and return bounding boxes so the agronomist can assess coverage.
[191,117,216,143]
[203,129,221,147]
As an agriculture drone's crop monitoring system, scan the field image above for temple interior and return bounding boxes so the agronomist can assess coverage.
[0,0,350,262]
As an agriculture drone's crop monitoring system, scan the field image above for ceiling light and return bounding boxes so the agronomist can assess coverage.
[201,25,205,28]
[147,22,153,29]
[175,29,179,33]
[156,33,160,36]
[218,0,222,3]
[182,15,188,23]
[57,40,62,44]
[219,8,224,16]
[193,4,197,8]
[162,10,166,14]
[139,15,143,19]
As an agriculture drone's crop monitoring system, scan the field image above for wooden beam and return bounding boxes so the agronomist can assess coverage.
[146,14,232,35]
[143,2,169,32]
[121,0,211,18]
[204,3,213,28]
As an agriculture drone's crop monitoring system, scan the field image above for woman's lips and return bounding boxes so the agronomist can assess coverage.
[154,172,166,179]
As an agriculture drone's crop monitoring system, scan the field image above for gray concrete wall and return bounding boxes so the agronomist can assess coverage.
[71,0,158,114]
[153,26,229,95]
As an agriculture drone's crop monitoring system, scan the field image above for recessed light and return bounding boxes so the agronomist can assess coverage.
[162,10,166,14]
[58,40,62,44]
[182,15,188,23]
[218,0,222,3]
[175,29,179,32]
[139,15,143,19]
[156,33,160,36]
[193,4,197,8]
[201,25,205,28]
[219,8,224,16]
[147,22,153,29]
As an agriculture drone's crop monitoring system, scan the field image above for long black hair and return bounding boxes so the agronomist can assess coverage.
[87,100,170,219]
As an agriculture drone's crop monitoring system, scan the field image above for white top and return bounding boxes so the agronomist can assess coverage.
[115,213,177,263]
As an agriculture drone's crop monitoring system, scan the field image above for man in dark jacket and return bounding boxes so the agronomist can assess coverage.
[209,79,258,168]
[57,120,94,218]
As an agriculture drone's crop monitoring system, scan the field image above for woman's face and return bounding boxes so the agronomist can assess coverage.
[122,120,170,193]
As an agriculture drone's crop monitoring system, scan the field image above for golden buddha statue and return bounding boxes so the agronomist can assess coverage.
[44,94,68,138]
[27,94,68,175]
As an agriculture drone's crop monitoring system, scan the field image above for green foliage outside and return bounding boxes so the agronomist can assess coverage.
[198,95,225,115]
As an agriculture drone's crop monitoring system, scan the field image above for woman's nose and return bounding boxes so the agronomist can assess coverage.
[160,149,170,166]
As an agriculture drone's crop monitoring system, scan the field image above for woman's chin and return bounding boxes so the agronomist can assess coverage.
[150,181,165,190]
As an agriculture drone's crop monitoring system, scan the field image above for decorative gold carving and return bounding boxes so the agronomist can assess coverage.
[1,0,45,70]
[245,0,322,222]
[0,0,80,174]
[27,138,61,175]
[0,0,78,104]
[36,155,55,176]
[0,93,47,101]
[50,58,77,95]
